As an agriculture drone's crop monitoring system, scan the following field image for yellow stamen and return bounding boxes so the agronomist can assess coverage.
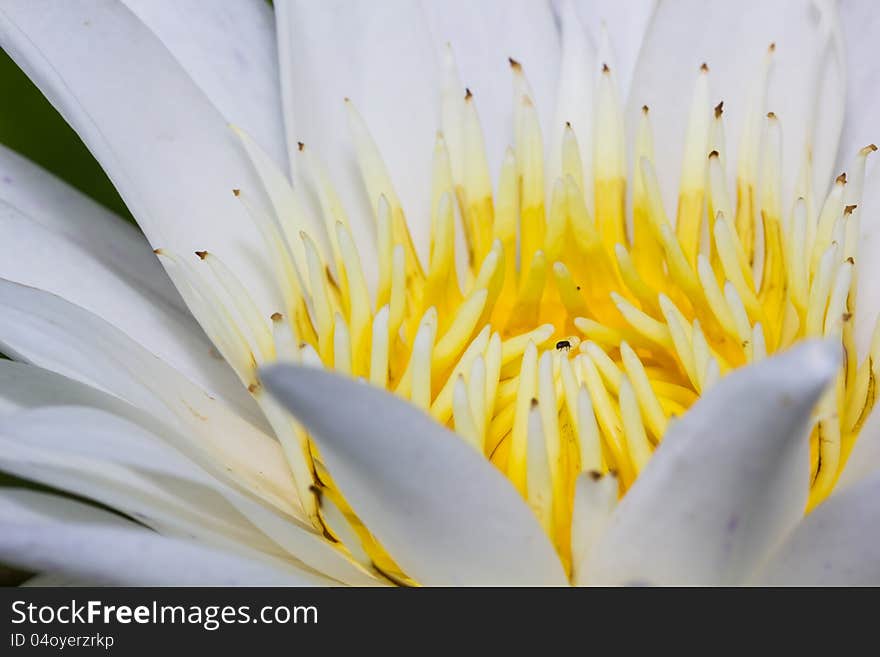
[187,46,876,584]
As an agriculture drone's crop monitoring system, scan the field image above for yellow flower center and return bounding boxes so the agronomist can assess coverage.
[159,49,878,581]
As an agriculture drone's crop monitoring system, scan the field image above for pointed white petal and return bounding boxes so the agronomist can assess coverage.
[838,404,880,489]
[219,491,384,587]
[1,406,242,493]
[123,0,287,169]
[261,365,567,586]
[588,341,839,585]
[0,359,188,428]
[627,0,845,215]
[565,0,657,98]
[755,470,880,585]
[276,0,438,270]
[0,403,377,586]
[0,362,377,585]
[842,152,879,486]
[855,162,880,356]
[837,0,880,170]
[0,360,286,519]
[0,361,272,508]
[422,0,561,180]
[0,406,284,557]
[0,197,253,415]
[0,277,247,426]
[549,1,595,206]
[0,145,181,311]
[571,471,618,586]
[0,1,283,316]
[0,489,323,586]
[0,280,303,519]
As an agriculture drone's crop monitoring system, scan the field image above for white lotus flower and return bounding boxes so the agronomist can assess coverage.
[0,0,878,586]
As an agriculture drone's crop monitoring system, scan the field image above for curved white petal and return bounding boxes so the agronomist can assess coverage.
[261,365,567,586]
[421,0,561,181]
[0,406,284,558]
[0,403,377,585]
[0,280,304,519]
[837,0,880,170]
[0,274,265,431]
[754,470,880,585]
[549,1,595,210]
[0,489,323,586]
[0,280,207,425]
[0,144,182,311]
[854,162,880,356]
[570,471,617,586]
[0,360,267,511]
[627,0,845,216]
[0,0,283,317]
[1,406,245,495]
[0,360,286,517]
[0,196,254,414]
[217,489,383,587]
[588,340,839,586]
[564,0,657,99]
[838,403,880,489]
[0,358,209,438]
[123,0,287,169]
[0,364,380,586]
[275,0,439,275]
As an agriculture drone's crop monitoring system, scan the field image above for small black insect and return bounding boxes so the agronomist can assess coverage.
[556,340,571,351]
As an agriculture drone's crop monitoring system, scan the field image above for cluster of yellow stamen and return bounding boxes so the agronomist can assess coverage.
[157,45,877,580]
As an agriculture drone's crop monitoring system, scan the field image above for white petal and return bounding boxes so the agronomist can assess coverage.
[627,0,845,215]
[564,0,657,98]
[0,280,303,519]
[0,274,265,431]
[837,0,880,170]
[0,360,282,519]
[588,340,839,585]
[841,150,878,487]
[422,0,561,180]
[549,1,595,208]
[0,360,286,518]
[0,195,254,415]
[0,403,377,585]
[571,471,618,586]
[0,364,378,585]
[0,489,323,586]
[261,365,567,586]
[855,162,880,356]
[0,358,178,425]
[754,470,880,585]
[837,403,880,489]
[0,1,283,316]
[1,406,240,492]
[0,360,263,503]
[276,0,438,273]
[123,0,287,169]
[0,144,182,312]
[218,489,384,587]
[0,406,283,558]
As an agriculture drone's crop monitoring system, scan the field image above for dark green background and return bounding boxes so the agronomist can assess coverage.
[0,48,133,585]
